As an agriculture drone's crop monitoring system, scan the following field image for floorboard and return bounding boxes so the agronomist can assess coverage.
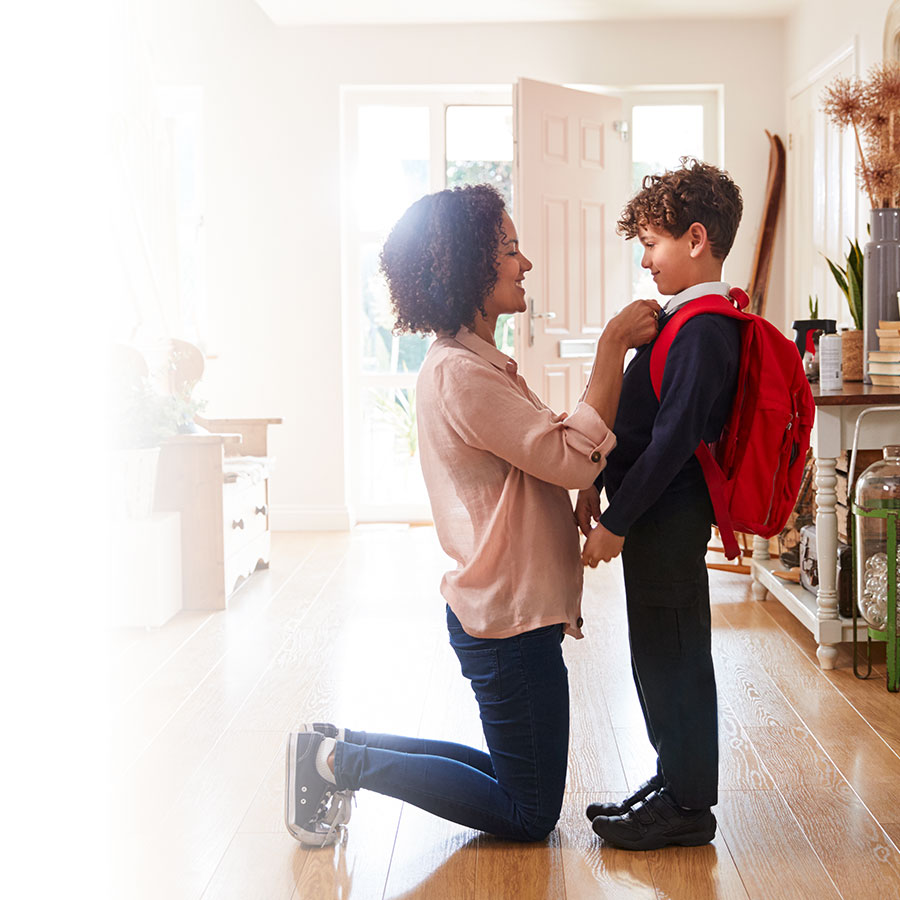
[109,528,900,898]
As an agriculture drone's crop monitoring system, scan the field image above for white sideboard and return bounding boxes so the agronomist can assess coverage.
[750,383,900,669]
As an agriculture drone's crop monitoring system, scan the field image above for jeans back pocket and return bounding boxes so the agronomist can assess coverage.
[452,645,502,704]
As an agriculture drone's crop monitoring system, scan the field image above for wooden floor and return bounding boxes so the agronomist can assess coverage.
[110,527,900,899]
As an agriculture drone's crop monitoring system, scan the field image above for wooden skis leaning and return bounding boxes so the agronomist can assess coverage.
[746,130,786,318]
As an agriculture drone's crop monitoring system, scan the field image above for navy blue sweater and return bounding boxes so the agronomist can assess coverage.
[597,309,741,537]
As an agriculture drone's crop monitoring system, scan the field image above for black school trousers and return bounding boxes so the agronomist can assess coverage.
[620,482,718,810]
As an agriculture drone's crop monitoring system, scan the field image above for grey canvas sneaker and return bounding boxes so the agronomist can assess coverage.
[284,731,353,845]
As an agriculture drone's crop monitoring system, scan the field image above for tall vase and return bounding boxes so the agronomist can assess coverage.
[863,208,900,383]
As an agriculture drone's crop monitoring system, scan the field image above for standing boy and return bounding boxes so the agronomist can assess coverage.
[578,159,743,850]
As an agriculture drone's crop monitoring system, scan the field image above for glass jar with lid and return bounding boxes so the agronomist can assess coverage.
[853,445,900,691]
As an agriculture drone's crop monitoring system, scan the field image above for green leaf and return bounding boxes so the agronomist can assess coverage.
[848,239,865,330]
[849,240,864,281]
[847,258,864,330]
[824,255,849,300]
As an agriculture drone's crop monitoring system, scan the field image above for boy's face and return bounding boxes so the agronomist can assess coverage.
[637,223,697,297]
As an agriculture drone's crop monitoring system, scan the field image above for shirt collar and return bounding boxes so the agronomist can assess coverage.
[454,325,518,375]
[662,281,731,316]
[452,326,519,376]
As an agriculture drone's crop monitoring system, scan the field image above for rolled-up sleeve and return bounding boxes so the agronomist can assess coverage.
[435,357,615,490]
[560,401,617,463]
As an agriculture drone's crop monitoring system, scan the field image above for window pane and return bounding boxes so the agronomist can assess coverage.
[446,105,515,354]
[357,106,430,233]
[360,242,432,374]
[630,104,704,300]
[631,105,704,186]
[494,315,515,357]
[360,386,428,507]
[445,105,514,208]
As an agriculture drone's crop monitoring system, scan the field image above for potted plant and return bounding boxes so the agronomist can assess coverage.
[824,239,865,381]
[111,345,205,518]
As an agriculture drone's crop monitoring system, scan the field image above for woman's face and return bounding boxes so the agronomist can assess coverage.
[483,212,533,319]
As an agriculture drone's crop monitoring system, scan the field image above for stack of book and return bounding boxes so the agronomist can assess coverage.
[869,320,900,386]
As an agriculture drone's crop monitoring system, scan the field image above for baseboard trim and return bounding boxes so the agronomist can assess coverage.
[270,504,351,532]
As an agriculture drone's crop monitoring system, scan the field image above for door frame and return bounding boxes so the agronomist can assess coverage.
[341,82,724,524]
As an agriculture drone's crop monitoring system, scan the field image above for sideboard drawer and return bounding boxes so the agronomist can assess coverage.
[223,479,268,557]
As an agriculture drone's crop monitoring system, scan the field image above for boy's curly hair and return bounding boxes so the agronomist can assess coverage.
[380,184,506,335]
[617,158,743,259]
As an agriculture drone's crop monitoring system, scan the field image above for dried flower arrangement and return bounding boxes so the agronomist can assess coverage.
[822,62,900,208]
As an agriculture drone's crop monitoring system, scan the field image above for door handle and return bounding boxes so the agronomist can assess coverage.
[528,297,557,346]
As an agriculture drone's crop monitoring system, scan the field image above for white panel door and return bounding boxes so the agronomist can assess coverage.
[515,78,629,415]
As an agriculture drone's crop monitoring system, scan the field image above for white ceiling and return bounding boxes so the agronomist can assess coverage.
[254,0,800,26]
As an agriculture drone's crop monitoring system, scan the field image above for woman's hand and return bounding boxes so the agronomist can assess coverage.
[604,299,662,350]
[581,299,661,426]
[581,522,625,567]
[574,487,601,537]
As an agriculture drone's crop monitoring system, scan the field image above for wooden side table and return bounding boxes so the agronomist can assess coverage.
[750,383,900,669]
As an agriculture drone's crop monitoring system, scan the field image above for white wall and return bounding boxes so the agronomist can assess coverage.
[138,0,786,529]
[786,0,890,86]
[780,0,892,334]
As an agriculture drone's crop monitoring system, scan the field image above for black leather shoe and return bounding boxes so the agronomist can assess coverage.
[585,775,663,821]
[591,789,716,851]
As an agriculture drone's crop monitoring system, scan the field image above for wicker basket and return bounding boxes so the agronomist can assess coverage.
[842,329,864,382]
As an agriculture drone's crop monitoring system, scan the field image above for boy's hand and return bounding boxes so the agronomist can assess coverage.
[604,299,661,350]
[582,523,625,567]
[574,487,601,537]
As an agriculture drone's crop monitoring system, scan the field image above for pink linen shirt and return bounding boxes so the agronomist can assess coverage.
[416,327,616,640]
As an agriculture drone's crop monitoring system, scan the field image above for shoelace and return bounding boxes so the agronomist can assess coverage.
[313,788,357,846]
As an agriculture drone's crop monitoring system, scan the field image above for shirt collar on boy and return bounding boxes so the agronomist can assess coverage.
[662,281,730,317]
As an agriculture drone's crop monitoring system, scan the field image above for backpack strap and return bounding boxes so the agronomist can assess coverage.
[648,289,749,561]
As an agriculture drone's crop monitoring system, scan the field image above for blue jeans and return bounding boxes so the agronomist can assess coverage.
[332,606,569,841]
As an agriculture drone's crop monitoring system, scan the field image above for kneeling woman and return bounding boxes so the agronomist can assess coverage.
[286,184,660,845]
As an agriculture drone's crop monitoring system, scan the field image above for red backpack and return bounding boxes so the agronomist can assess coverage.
[649,288,816,561]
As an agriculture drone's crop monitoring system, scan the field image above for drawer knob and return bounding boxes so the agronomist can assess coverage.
[232,518,245,530]
[255,505,268,516]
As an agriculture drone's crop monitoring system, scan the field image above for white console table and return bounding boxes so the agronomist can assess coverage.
[750,383,900,670]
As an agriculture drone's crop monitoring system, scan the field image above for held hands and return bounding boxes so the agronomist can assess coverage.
[575,487,625,567]
[581,522,625,568]
[604,299,662,350]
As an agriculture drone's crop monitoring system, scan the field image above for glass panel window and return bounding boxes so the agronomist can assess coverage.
[359,385,428,508]
[360,242,432,375]
[445,105,515,354]
[630,104,704,301]
[357,106,430,234]
[445,105,514,208]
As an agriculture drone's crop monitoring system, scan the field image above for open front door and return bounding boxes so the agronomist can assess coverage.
[515,78,629,415]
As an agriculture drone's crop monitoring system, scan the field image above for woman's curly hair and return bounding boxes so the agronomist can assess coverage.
[380,184,506,335]
[617,158,743,259]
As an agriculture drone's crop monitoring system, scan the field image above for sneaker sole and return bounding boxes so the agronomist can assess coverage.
[284,733,340,847]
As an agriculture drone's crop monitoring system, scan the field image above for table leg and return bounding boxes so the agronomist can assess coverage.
[815,455,840,669]
[751,535,770,601]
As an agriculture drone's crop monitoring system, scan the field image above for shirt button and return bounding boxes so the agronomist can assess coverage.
[576,617,584,628]
[590,450,602,463]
